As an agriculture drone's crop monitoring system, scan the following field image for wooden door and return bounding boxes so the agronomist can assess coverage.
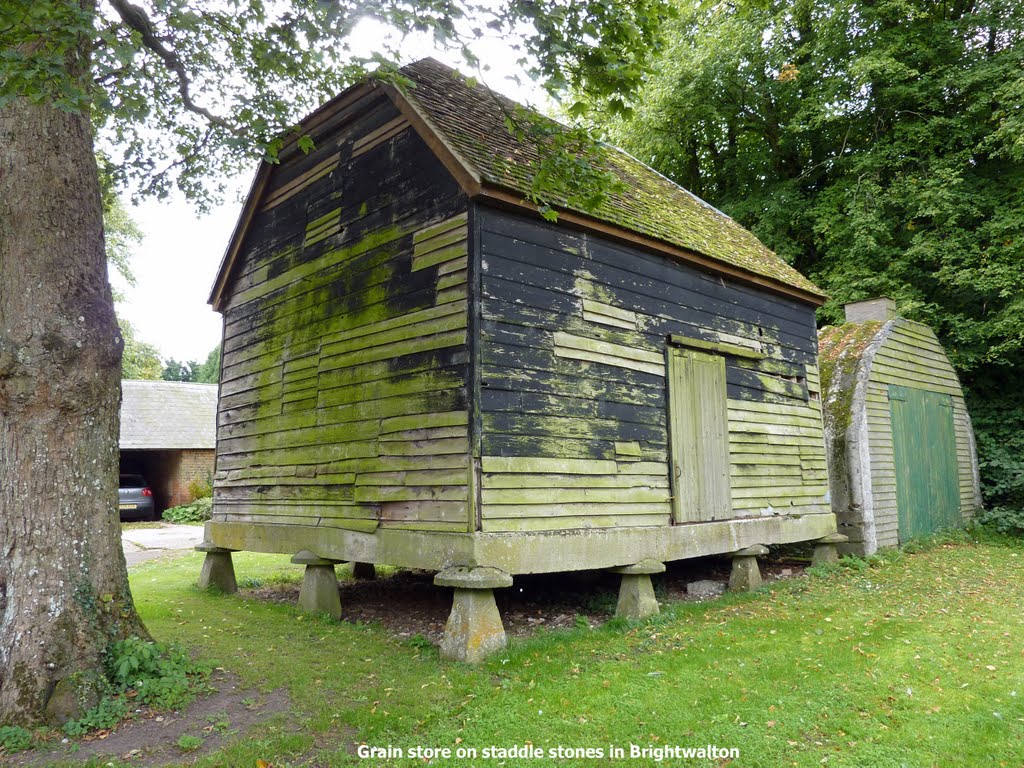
[667,347,730,523]
[890,385,960,541]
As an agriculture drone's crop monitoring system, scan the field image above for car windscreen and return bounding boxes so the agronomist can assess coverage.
[119,474,147,488]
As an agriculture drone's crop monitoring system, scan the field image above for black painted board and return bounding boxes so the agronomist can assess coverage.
[480,340,666,391]
[480,386,666,429]
[477,206,816,348]
[480,237,815,357]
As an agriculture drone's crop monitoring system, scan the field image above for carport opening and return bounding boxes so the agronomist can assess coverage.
[119,449,180,518]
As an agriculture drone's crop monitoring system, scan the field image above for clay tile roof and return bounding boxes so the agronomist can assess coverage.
[396,57,824,298]
[119,381,218,450]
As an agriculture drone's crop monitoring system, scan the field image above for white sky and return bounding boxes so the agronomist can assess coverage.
[114,20,551,363]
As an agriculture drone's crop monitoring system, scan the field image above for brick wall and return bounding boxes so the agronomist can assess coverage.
[167,448,215,507]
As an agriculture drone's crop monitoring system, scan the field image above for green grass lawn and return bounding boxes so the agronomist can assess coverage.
[76,534,1024,765]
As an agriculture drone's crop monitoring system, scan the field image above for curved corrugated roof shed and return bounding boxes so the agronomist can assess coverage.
[120,381,218,450]
[818,316,981,555]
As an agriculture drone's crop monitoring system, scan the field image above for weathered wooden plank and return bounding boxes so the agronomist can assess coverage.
[412,241,468,272]
[379,499,468,523]
[481,456,618,474]
[351,116,410,157]
[356,485,468,503]
[482,472,669,489]
[261,153,340,211]
[480,514,669,532]
[553,332,665,376]
[378,426,467,442]
[413,212,468,244]
[581,298,637,330]
[482,412,664,444]
[481,501,671,519]
[356,467,470,487]
[378,437,469,456]
[317,329,467,371]
[481,487,669,504]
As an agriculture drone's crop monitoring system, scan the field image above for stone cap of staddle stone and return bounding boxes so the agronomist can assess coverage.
[609,558,666,575]
[434,566,513,589]
[195,541,235,553]
[290,550,341,566]
[816,533,850,545]
[732,544,769,557]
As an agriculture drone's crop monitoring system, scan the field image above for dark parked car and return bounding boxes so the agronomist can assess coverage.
[118,474,155,521]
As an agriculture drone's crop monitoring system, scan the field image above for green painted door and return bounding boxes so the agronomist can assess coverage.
[889,384,960,541]
[667,347,730,523]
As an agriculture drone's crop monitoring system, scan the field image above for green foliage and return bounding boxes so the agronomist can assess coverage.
[969,379,1024,514]
[161,358,199,382]
[162,496,212,524]
[194,344,220,384]
[63,636,209,736]
[0,725,33,753]
[118,317,163,380]
[62,695,130,736]
[976,506,1024,537]
[177,734,204,751]
[2,0,674,212]
[186,474,213,501]
[603,0,1024,503]
[107,636,208,709]
[102,182,143,291]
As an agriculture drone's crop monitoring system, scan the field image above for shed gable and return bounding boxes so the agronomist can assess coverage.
[214,88,474,534]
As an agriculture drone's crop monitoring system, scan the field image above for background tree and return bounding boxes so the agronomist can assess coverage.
[0,0,670,724]
[193,345,221,385]
[600,0,1024,512]
[119,320,163,380]
[160,358,197,382]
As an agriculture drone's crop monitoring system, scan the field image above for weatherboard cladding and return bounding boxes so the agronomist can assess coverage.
[119,381,218,450]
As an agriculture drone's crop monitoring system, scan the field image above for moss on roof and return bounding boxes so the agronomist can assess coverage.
[396,58,824,298]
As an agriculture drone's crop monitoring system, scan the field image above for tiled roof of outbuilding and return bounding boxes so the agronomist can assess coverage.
[396,58,823,298]
[120,381,217,450]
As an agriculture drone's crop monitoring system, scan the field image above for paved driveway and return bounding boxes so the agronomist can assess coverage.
[122,523,204,567]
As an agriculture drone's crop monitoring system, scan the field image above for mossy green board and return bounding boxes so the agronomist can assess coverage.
[889,385,960,541]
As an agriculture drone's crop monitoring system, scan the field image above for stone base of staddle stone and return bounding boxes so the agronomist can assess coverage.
[196,543,237,593]
[614,574,659,619]
[811,533,849,567]
[435,567,512,663]
[292,551,342,620]
[728,545,768,592]
[609,559,664,620]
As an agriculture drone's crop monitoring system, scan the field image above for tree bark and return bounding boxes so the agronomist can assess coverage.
[0,16,148,724]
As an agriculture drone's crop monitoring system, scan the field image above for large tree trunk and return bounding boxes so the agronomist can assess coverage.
[0,58,148,725]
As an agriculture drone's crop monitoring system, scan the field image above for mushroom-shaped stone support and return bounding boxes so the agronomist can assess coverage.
[196,542,237,593]
[291,550,343,620]
[435,567,513,663]
[609,559,666,620]
[811,533,849,567]
[729,544,768,592]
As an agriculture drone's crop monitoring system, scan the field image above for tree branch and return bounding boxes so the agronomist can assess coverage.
[106,0,241,135]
